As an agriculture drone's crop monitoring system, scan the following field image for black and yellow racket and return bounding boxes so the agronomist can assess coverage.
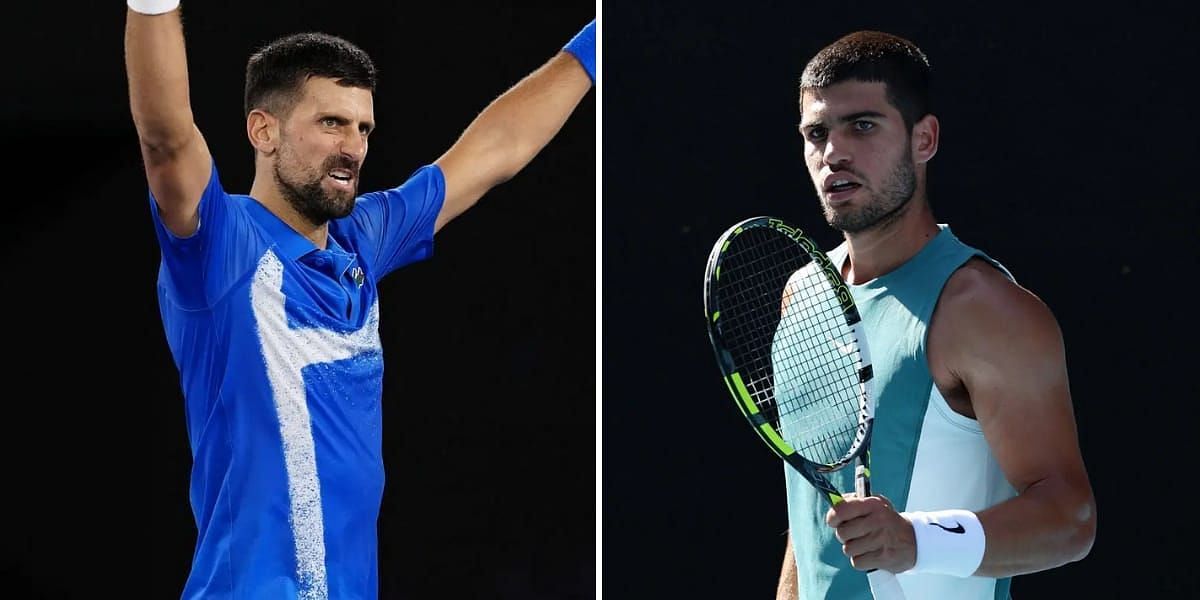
[702,216,906,600]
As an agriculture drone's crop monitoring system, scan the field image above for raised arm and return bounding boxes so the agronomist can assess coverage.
[432,20,595,233]
[125,0,212,237]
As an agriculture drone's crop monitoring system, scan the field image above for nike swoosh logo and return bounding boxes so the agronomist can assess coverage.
[827,335,855,356]
[931,522,965,534]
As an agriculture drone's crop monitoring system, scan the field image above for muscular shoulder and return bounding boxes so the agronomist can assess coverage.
[928,258,1065,386]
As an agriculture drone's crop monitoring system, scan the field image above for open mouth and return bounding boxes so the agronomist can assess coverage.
[825,179,862,203]
[327,170,355,188]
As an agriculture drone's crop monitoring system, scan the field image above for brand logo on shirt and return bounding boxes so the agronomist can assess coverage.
[828,334,856,356]
[351,266,365,287]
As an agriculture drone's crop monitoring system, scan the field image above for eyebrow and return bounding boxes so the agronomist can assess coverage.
[800,110,887,131]
[321,113,375,132]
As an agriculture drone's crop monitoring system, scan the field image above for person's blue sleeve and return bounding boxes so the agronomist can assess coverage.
[147,160,260,309]
[346,164,446,281]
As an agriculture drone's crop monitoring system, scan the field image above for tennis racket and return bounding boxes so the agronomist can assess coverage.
[702,216,906,600]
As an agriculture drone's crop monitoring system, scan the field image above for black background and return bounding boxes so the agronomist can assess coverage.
[603,2,1199,599]
[6,2,595,598]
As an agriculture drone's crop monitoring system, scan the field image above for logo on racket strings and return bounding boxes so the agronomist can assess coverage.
[767,219,856,317]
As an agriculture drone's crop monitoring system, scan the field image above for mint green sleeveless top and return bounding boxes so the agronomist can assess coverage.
[783,225,1013,600]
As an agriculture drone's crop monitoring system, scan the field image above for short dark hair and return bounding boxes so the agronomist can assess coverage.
[800,31,931,131]
[244,32,377,118]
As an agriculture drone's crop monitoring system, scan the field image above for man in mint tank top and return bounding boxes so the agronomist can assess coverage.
[125,3,595,598]
[777,31,1097,600]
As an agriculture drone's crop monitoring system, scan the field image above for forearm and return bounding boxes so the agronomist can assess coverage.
[457,52,592,185]
[974,474,1096,577]
[125,5,195,154]
[776,532,797,600]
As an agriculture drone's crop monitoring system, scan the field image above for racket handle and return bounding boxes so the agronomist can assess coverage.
[855,463,869,497]
[867,569,906,600]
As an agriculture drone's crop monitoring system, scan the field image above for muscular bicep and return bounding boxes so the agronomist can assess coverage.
[141,124,213,237]
[941,269,1088,494]
[931,262,1096,573]
[973,314,1082,492]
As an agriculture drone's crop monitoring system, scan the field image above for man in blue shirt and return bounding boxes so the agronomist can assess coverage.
[124,1,595,597]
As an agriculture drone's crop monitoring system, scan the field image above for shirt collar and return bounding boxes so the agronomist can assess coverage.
[242,196,324,262]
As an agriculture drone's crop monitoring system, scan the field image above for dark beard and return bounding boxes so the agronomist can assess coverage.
[825,150,917,234]
[274,158,356,227]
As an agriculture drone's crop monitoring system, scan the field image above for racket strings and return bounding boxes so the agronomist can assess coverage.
[716,231,800,406]
[714,228,864,467]
[773,268,862,466]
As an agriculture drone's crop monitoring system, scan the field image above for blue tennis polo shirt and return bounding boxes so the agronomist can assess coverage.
[148,159,444,599]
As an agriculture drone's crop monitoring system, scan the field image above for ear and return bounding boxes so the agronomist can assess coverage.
[247,109,279,155]
[912,114,939,164]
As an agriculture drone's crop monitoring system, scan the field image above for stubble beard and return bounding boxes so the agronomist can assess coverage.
[274,146,357,227]
[821,149,917,235]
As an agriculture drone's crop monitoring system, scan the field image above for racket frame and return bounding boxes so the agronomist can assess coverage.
[703,216,877,507]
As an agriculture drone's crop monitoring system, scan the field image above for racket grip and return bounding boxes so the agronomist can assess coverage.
[867,570,906,600]
[855,463,869,497]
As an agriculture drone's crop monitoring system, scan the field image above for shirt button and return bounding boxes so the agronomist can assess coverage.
[312,256,328,267]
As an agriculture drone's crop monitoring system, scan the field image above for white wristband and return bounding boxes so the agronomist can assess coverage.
[127,0,180,15]
[900,509,985,577]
